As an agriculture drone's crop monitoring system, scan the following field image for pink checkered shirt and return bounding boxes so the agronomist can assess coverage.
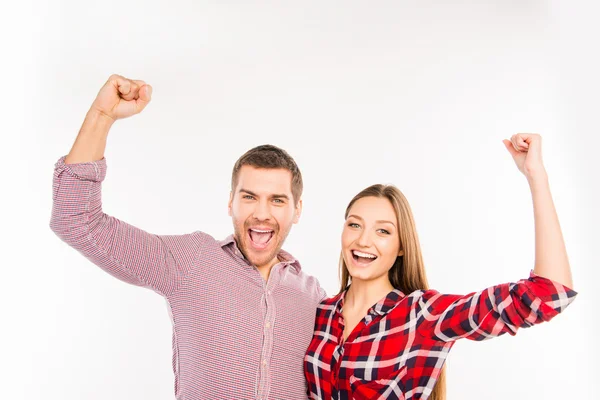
[50,156,326,399]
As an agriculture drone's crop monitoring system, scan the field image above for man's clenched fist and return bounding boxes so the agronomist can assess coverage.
[90,74,152,121]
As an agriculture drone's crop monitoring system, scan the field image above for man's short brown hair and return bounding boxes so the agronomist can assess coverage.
[231,144,303,205]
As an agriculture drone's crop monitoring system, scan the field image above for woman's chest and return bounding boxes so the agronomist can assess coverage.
[308,313,420,380]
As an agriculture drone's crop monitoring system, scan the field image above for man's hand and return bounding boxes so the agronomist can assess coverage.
[90,74,152,122]
[64,74,152,164]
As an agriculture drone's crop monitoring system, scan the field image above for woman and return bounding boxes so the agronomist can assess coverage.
[304,134,576,400]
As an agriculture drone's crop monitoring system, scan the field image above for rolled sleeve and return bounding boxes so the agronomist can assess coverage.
[54,156,107,182]
[514,271,577,321]
[417,271,577,342]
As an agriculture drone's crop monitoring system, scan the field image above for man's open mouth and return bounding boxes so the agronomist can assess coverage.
[248,228,275,250]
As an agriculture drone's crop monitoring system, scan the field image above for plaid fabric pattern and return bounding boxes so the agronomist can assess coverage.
[304,273,576,400]
[50,156,326,400]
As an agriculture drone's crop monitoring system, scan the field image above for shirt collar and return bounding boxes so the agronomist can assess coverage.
[218,234,302,272]
[336,286,406,318]
[370,289,405,316]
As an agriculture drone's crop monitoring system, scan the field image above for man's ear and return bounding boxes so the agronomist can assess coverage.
[293,199,303,224]
[228,191,233,217]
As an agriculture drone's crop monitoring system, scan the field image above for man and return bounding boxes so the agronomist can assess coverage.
[50,74,325,399]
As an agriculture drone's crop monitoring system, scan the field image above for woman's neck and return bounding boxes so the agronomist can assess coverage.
[345,277,394,311]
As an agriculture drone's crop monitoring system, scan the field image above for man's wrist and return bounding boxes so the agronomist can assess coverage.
[86,107,116,128]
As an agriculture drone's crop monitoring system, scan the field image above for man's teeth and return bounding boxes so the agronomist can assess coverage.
[353,250,377,259]
[250,228,273,233]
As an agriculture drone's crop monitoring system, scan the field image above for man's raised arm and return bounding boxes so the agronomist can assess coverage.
[50,75,206,297]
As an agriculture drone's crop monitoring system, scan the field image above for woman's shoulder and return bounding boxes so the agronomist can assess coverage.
[318,291,344,307]
[401,288,441,307]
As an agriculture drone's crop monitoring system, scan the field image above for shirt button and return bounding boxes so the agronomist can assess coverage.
[265,322,271,328]
[263,359,268,366]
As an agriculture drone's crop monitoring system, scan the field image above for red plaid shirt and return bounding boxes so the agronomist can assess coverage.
[304,273,576,400]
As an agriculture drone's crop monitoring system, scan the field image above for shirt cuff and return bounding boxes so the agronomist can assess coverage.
[526,270,578,314]
[54,155,107,182]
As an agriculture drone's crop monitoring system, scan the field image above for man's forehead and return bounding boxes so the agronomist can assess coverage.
[236,165,293,194]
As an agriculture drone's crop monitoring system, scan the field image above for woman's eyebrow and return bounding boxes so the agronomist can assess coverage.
[347,215,396,228]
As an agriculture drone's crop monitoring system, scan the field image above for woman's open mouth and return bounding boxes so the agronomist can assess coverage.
[248,228,275,250]
[351,250,378,267]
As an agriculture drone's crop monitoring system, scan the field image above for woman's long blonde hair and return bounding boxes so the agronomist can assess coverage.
[338,184,446,400]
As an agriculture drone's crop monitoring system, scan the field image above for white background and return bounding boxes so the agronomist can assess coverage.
[2,1,598,399]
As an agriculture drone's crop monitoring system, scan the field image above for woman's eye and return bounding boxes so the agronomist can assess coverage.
[378,229,391,235]
[348,223,360,228]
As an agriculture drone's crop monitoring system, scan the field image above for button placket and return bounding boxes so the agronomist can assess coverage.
[256,263,281,400]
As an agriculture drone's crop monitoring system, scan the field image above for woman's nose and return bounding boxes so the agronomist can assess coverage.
[356,229,372,247]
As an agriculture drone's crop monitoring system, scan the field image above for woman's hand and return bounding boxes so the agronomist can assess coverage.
[503,133,547,182]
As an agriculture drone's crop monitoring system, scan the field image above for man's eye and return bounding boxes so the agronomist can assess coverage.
[273,198,284,204]
[243,195,255,200]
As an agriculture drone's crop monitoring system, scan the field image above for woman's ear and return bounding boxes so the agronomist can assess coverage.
[398,249,405,256]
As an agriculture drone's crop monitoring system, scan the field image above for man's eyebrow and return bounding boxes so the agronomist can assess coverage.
[239,188,257,196]
[347,214,396,228]
[239,189,289,200]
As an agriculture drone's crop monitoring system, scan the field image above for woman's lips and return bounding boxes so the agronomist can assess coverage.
[351,249,378,267]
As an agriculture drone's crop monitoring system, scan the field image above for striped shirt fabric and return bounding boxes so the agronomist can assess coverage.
[304,273,576,400]
[49,156,326,400]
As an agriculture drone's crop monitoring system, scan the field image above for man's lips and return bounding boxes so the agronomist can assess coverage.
[247,227,275,250]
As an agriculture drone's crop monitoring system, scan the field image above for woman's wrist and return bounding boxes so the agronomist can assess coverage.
[526,167,549,187]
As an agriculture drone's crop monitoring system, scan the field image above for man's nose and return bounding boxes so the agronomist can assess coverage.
[252,200,271,221]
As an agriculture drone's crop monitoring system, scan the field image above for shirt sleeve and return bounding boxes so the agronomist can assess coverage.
[317,281,328,302]
[416,272,577,342]
[49,156,209,297]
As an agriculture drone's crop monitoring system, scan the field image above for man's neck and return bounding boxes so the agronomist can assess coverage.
[231,235,282,281]
[256,256,281,281]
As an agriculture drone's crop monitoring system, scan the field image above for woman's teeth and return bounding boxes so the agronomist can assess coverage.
[352,250,377,259]
[351,250,377,266]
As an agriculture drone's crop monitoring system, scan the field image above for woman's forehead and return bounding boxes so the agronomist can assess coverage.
[348,196,396,221]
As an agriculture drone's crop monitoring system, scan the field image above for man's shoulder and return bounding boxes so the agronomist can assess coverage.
[161,230,220,250]
[161,231,232,265]
[282,267,327,300]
